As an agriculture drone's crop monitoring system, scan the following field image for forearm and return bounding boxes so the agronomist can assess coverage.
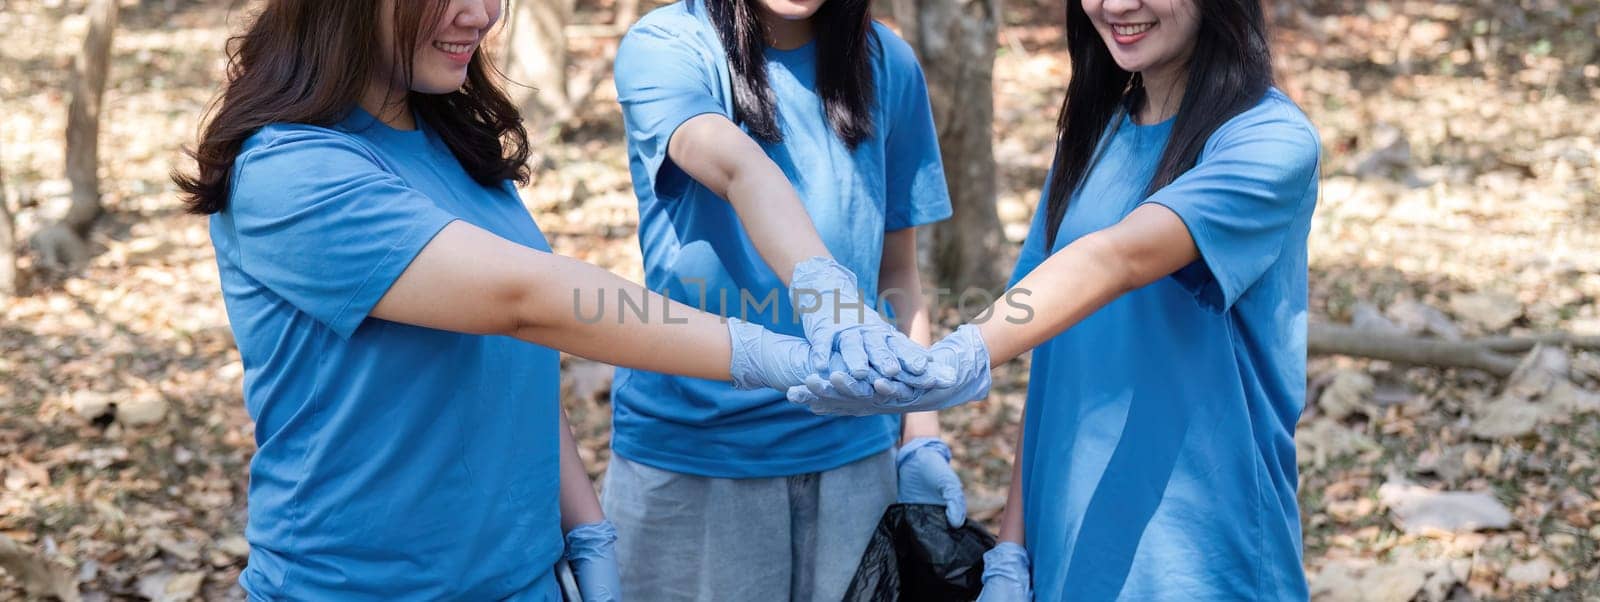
[976,231,1130,365]
[508,253,733,381]
[373,222,736,380]
[558,407,605,531]
[977,204,1200,365]
[997,442,1024,544]
[669,115,831,283]
[722,159,832,281]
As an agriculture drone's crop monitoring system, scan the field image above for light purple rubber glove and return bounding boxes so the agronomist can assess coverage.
[790,257,938,383]
[789,324,990,415]
[977,542,1032,601]
[565,520,621,602]
[897,437,967,527]
[727,317,814,391]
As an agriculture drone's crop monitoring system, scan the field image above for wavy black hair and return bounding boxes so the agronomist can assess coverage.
[175,0,530,215]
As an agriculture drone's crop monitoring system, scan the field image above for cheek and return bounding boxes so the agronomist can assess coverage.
[1168,2,1202,41]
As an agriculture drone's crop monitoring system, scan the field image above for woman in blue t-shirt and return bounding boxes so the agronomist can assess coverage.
[603,0,964,599]
[173,1,839,599]
[795,0,1322,599]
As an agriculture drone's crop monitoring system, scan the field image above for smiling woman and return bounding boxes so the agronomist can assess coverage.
[783,0,1322,599]
[170,1,829,600]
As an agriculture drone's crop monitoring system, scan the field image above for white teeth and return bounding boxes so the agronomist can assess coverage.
[1112,23,1155,36]
[433,41,473,54]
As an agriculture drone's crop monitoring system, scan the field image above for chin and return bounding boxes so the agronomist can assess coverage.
[412,74,468,95]
[1109,54,1152,74]
[765,0,822,20]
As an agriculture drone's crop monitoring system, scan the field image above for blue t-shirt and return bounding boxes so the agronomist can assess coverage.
[1009,89,1320,600]
[213,110,561,601]
[609,1,952,478]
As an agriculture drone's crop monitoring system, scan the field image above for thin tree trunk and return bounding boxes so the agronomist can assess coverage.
[893,0,1006,294]
[614,0,641,29]
[32,0,118,273]
[0,139,16,298]
[64,0,118,235]
[502,0,576,134]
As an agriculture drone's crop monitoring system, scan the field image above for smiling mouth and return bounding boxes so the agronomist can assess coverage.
[432,40,475,54]
[1111,23,1156,36]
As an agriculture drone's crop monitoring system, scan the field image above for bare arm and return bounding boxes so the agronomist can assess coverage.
[667,114,831,283]
[997,438,1025,544]
[879,227,941,442]
[371,221,733,380]
[977,204,1200,365]
[558,406,604,531]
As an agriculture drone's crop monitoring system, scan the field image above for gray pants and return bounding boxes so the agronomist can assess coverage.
[600,452,896,602]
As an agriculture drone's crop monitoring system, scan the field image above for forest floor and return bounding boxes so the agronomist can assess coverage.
[2,0,1599,600]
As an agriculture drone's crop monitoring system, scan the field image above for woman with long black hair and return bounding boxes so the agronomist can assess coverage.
[795,0,1322,598]
[174,0,840,599]
[605,0,961,599]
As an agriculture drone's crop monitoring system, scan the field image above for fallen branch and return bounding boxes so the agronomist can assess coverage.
[1476,333,1600,353]
[1309,324,1522,377]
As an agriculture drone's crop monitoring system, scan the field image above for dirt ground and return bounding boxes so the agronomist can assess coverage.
[2,0,1598,599]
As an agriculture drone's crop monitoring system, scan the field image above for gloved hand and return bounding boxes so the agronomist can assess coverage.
[789,324,991,416]
[896,437,967,527]
[790,257,939,383]
[565,520,621,602]
[727,317,814,391]
[976,542,1032,602]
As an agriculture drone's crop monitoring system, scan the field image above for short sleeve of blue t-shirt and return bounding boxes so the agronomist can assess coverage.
[226,131,457,338]
[878,34,952,231]
[614,24,727,196]
[1140,115,1320,312]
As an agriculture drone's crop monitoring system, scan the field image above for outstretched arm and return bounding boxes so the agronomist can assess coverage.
[668,114,832,283]
[371,220,737,379]
[789,204,1198,414]
[978,204,1199,365]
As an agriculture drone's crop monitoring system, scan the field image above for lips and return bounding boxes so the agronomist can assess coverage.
[432,40,476,65]
[1110,22,1156,45]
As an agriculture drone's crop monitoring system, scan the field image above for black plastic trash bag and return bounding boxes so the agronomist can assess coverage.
[843,503,997,601]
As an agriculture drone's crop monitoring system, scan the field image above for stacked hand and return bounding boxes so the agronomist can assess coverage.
[721,258,983,536]
[789,323,992,416]
[724,257,993,414]
[790,257,939,382]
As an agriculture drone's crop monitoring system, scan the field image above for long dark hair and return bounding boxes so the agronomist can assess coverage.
[700,0,878,148]
[175,0,531,215]
[1043,0,1273,248]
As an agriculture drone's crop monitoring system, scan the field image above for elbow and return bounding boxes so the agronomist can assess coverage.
[488,269,554,338]
[1076,231,1145,296]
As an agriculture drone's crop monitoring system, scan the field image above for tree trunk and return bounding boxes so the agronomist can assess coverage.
[614,0,641,29]
[65,0,117,235]
[501,0,576,135]
[0,139,16,298]
[33,0,117,273]
[892,0,1006,294]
